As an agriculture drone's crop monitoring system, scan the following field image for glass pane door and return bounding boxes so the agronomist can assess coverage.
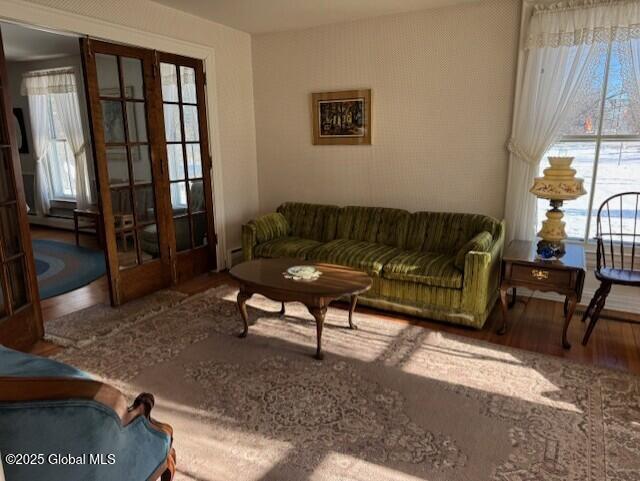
[158,53,216,281]
[0,28,43,349]
[82,39,172,304]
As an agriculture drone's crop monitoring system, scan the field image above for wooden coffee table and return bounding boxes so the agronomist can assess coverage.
[229,258,372,360]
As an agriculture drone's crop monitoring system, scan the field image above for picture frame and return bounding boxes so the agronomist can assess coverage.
[311,89,371,145]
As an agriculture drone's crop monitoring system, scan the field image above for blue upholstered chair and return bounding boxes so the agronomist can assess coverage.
[0,346,175,481]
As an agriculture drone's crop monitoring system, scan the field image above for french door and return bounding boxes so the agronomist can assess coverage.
[157,53,216,282]
[81,39,173,304]
[82,39,216,305]
[0,28,43,349]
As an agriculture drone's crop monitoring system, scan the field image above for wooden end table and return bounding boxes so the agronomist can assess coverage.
[229,258,372,360]
[498,240,585,349]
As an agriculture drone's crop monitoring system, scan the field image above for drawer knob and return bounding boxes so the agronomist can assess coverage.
[531,269,549,280]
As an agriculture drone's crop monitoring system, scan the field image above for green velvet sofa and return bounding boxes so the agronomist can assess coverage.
[242,202,505,329]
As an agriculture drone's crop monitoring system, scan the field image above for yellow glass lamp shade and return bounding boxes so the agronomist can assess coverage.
[530,157,586,258]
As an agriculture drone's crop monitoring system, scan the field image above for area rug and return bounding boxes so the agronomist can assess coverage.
[44,289,189,347]
[33,239,106,299]
[54,286,640,481]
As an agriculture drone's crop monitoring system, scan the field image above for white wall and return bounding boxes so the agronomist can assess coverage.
[252,0,520,218]
[1,0,259,262]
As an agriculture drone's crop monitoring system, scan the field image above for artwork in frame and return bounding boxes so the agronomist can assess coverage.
[311,89,371,145]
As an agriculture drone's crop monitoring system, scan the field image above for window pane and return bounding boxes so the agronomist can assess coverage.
[0,149,15,203]
[111,188,133,217]
[170,182,188,215]
[167,144,185,181]
[131,145,152,184]
[0,205,22,257]
[186,143,202,178]
[590,141,640,238]
[106,146,129,186]
[160,63,178,102]
[126,102,147,142]
[134,185,155,224]
[189,180,204,213]
[183,105,199,141]
[116,229,138,269]
[139,224,160,262]
[560,47,607,136]
[121,57,144,100]
[7,258,27,309]
[192,212,207,248]
[163,104,181,142]
[537,142,596,240]
[96,54,120,97]
[602,43,640,136]
[174,216,191,251]
[180,66,197,104]
[101,101,125,143]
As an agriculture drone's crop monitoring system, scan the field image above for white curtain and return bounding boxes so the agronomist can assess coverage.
[21,68,92,210]
[24,92,52,216]
[505,0,640,242]
[618,38,640,130]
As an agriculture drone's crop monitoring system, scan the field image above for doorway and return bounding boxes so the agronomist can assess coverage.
[0,21,218,349]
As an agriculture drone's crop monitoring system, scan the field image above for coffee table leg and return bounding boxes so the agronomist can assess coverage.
[308,306,327,360]
[279,302,285,318]
[348,295,358,330]
[236,288,252,338]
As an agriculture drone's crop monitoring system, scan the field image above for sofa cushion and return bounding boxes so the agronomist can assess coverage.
[405,211,500,254]
[335,206,409,248]
[251,212,290,244]
[255,236,321,259]
[454,231,493,271]
[277,202,339,242]
[307,239,401,276]
[383,251,463,289]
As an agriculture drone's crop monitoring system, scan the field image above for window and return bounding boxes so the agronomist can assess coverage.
[538,42,640,242]
[45,95,76,200]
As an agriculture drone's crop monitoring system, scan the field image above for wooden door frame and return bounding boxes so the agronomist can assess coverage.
[155,52,217,282]
[0,3,228,269]
[0,27,42,349]
[81,38,173,305]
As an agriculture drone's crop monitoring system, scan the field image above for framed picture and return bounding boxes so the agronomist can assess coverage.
[311,89,371,145]
[12,108,29,154]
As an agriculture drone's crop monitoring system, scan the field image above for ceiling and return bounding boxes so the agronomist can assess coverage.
[1,22,79,62]
[151,0,479,34]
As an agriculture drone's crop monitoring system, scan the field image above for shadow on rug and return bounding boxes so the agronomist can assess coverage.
[54,286,640,481]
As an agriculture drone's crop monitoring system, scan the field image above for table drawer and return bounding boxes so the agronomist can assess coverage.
[509,264,573,288]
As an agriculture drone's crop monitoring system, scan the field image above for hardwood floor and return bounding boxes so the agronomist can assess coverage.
[28,229,640,375]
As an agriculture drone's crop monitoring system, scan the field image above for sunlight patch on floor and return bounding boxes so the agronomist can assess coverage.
[398,331,582,414]
[311,452,431,481]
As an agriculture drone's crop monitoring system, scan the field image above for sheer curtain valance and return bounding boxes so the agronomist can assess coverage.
[505,0,640,243]
[526,0,640,48]
[21,68,77,96]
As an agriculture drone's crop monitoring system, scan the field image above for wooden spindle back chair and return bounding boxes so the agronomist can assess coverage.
[582,192,640,345]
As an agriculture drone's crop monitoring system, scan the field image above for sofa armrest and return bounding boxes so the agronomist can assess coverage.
[461,220,505,318]
[241,223,257,261]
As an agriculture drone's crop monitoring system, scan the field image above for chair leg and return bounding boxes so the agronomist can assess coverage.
[581,290,599,323]
[582,282,612,346]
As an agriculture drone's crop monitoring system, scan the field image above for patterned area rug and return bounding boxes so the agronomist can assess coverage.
[54,286,640,481]
[45,290,188,347]
[33,239,106,300]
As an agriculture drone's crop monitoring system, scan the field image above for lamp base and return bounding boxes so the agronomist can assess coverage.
[536,239,566,260]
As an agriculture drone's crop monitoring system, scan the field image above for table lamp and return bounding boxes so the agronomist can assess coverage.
[530,156,586,259]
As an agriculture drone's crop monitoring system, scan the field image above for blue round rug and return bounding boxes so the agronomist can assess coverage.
[32,239,106,300]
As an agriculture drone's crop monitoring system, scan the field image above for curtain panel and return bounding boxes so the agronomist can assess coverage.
[21,68,92,210]
[505,0,640,243]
